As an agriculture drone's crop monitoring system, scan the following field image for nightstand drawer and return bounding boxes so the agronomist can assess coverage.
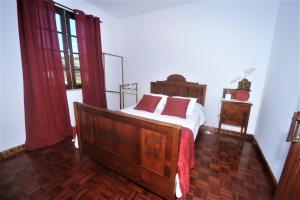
[223,102,250,114]
[221,111,247,126]
[219,100,252,134]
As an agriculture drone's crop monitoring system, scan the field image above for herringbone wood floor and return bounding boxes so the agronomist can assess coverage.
[0,129,274,200]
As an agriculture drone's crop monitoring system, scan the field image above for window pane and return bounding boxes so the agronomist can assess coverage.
[75,70,81,85]
[58,33,64,51]
[60,52,66,69]
[73,54,80,69]
[55,14,62,32]
[71,36,78,53]
[70,18,76,36]
[63,70,68,85]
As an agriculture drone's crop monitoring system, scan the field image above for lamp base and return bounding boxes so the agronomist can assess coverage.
[238,78,251,91]
[236,90,250,101]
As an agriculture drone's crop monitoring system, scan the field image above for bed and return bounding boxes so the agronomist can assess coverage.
[74,74,207,199]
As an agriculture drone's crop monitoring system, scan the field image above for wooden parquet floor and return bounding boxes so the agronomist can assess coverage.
[0,129,274,200]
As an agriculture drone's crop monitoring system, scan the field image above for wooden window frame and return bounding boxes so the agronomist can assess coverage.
[55,6,81,90]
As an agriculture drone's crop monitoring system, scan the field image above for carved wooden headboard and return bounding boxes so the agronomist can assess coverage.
[151,74,207,106]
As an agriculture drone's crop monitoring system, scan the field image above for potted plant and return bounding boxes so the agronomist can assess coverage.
[231,67,256,101]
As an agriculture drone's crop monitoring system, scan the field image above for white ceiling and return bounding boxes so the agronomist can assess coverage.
[85,0,197,18]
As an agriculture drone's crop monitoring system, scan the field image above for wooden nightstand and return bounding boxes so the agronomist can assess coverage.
[218,89,252,135]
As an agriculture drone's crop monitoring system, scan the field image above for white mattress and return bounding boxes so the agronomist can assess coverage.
[120,103,206,140]
[120,103,206,198]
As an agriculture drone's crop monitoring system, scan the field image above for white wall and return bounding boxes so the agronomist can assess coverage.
[0,0,120,151]
[0,0,25,151]
[255,1,300,181]
[120,1,279,133]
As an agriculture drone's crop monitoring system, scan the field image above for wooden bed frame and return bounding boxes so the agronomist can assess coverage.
[74,74,207,199]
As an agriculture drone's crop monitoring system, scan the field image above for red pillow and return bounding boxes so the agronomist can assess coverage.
[161,97,190,119]
[134,95,162,113]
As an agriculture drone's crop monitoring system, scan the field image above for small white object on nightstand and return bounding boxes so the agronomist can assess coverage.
[225,93,231,100]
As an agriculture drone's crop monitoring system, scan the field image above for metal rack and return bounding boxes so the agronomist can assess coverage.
[119,83,138,109]
[102,52,124,109]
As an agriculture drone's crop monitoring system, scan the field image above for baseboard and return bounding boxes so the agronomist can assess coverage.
[251,136,278,188]
[0,144,26,160]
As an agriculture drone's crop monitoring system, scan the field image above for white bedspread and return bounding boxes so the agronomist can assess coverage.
[120,103,206,140]
[121,103,206,198]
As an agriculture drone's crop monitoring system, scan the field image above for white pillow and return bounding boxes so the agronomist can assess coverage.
[173,96,197,116]
[146,93,168,111]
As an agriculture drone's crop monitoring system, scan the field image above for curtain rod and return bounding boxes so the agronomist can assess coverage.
[54,1,103,23]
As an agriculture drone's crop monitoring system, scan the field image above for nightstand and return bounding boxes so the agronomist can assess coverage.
[218,90,252,134]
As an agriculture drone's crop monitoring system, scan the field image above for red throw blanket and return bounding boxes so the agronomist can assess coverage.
[178,127,195,200]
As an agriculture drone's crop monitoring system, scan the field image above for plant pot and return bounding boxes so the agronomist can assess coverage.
[238,78,251,90]
[236,90,250,101]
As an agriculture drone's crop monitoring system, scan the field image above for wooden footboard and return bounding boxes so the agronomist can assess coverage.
[74,102,181,199]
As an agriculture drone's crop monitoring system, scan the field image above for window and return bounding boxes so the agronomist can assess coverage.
[55,7,81,89]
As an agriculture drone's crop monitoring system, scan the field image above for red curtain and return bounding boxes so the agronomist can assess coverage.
[74,10,107,108]
[17,0,72,150]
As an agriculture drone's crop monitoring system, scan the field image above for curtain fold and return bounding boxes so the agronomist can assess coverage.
[74,10,107,108]
[17,0,72,150]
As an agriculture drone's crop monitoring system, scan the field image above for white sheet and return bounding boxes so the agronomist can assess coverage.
[120,103,206,140]
[121,103,206,198]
